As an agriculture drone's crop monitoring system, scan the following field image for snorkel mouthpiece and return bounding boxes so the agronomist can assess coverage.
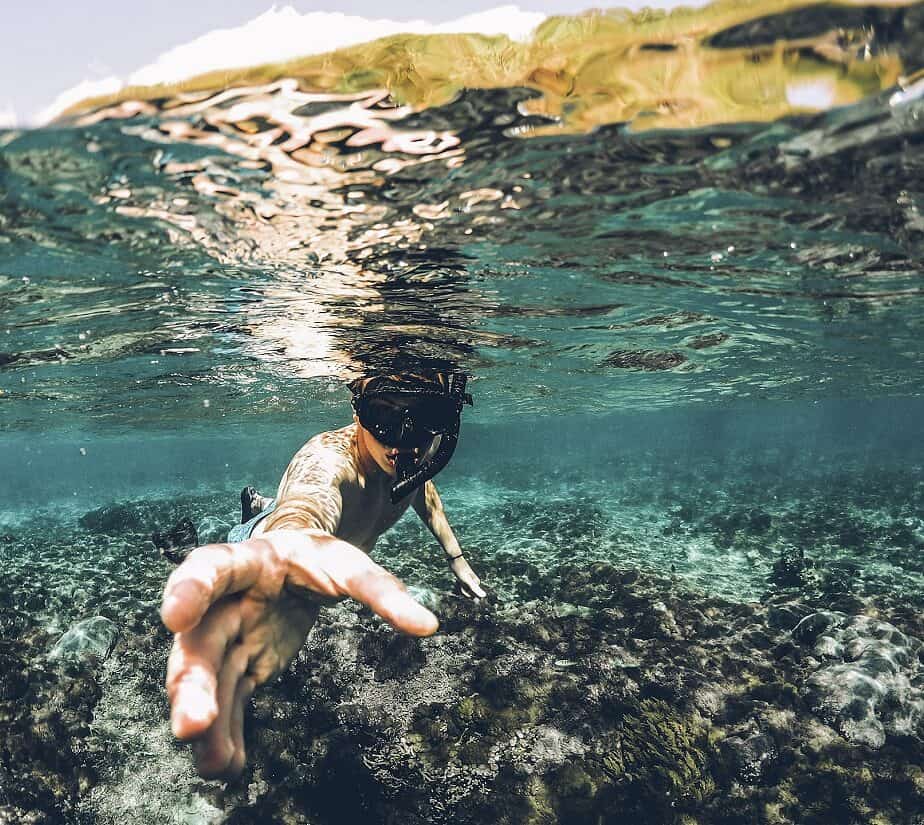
[393,452,419,487]
[389,429,458,503]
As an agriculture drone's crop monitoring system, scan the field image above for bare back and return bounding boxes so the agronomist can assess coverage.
[253,424,415,554]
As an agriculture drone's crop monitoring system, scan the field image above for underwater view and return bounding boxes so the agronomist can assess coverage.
[2,1,924,822]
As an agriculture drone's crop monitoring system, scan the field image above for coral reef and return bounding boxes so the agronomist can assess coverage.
[0,629,103,823]
[1,461,923,824]
[795,612,924,749]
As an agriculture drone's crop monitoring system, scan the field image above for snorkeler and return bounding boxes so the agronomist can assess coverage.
[159,371,485,779]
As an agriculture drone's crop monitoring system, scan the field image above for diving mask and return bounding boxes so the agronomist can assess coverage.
[350,372,473,502]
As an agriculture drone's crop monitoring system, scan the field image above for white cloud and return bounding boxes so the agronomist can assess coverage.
[36,76,123,126]
[37,4,547,124]
[0,102,18,129]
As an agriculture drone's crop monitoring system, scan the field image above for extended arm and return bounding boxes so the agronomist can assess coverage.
[413,481,486,600]
[161,436,438,780]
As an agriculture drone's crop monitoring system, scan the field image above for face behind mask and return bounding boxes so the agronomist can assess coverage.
[351,373,472,503]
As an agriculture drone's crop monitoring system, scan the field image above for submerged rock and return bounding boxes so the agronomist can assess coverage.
[49,616,118,662]
[796,613,924,748]
[151,516,198,563]
[719,730,779,785]
[79,502,146,534]
[769,546,812,590]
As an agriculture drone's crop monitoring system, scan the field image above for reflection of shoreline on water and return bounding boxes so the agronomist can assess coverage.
[80,84,472,378]
[62,1,916,133]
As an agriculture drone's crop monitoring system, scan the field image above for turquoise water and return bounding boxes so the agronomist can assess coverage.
[2,5,924,823]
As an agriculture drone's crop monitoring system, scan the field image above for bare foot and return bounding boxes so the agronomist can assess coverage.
[240,486,272,522]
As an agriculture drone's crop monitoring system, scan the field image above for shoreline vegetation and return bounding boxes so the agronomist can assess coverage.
[60,0,916,132]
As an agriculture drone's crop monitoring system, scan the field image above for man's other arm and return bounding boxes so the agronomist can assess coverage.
[413,481,486,600]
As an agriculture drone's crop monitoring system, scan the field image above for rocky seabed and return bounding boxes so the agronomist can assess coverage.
[2,480,924,824]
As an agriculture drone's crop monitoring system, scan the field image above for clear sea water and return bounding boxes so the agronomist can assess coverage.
[1,3,923,822]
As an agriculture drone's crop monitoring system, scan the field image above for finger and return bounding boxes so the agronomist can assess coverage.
[161,542,262,633]
[166,599,241,740]
[285,533,438,636]
[194,644,250,779]
[227,676,255,777]
[469,579,487,599]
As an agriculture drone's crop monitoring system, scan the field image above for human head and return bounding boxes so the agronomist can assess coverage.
[353,393,433,479]
[349,371,473,502]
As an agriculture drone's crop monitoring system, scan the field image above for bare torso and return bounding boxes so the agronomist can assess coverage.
[253,424,414,554]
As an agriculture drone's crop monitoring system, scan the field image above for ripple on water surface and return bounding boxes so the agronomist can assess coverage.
[1,2,922,429]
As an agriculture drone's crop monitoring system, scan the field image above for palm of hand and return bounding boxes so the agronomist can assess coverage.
[165,545,322,777]
[161,529,440,779]
[236,588,320,683]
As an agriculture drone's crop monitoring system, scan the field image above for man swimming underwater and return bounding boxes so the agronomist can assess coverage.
[160,371,485,779]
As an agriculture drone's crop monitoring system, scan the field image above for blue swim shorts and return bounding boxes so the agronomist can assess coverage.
[227,498,277,543]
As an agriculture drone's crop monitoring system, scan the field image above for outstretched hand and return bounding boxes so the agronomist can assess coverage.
[160,529,439,779]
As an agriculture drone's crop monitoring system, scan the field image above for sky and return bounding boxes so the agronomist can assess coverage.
[0,0,670,127]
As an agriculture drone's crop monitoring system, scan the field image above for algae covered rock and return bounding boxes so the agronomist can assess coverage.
[49,616,118,662]
[600,698,715,818]
[78,502,146,534]
[768,546,813,591]
[718,731,779,785]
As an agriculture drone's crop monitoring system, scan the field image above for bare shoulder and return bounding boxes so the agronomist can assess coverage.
[258,426,358,535]
[279,425,358,492]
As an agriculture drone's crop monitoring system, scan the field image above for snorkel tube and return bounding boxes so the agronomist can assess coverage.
[389,373,472,503]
